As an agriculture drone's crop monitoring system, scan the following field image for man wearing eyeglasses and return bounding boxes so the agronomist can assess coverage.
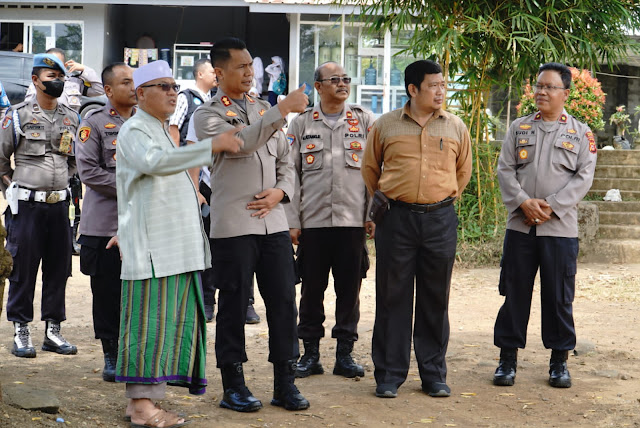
[114,59,243,426]
[284,61,375,381]
[362,59,472,399]
[493,62,597,389]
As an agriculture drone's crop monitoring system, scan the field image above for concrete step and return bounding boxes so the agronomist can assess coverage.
[588,189,640,200]
[590,201,640,212]
[590,177,640,191]
[599,211,640,225]
[596,149,640,165]
[579,239,640,263]
[597,225,640,239]
[594,165,640,179]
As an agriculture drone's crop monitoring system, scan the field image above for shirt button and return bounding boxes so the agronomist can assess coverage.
[422,175,426,178]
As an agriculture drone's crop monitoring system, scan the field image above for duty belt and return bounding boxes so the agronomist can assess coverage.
[389,197,455,213]
[16,187,68,204]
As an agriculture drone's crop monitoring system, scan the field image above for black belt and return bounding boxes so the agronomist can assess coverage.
[389,197,455,213]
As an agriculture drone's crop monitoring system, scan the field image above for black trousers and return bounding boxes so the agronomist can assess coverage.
[297,227,365,341]
[78,235,122,339]
[5,200,72,323]
[212,232,299,366]
[494,228,578,351]
[372,204,457,388]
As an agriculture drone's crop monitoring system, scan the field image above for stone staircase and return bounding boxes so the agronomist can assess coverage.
[580,149,640,263]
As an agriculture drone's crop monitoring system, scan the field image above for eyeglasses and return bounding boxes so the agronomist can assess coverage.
[533,84,566,92]
[317,76,352,85]
[141,83,180,93]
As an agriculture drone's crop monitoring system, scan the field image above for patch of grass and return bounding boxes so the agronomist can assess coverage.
[455,234,504,268]
[577,274,640,303]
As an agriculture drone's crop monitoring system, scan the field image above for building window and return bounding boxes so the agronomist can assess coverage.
[1,21,84,62]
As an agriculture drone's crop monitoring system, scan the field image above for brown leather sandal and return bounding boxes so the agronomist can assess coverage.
[130,408,190,428]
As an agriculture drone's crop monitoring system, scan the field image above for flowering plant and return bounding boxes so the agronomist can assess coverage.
[609,105,631,136]
[516,68,606,131]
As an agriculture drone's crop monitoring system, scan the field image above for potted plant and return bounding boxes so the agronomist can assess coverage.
[609,105,631,149]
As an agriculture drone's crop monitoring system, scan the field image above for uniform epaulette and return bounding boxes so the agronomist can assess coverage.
[348,104,365,112]
[84,108,100,119]
[11,100,29,111]
[299,106,314,116]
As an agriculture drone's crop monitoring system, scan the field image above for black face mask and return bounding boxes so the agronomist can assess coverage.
[41,79,65,98]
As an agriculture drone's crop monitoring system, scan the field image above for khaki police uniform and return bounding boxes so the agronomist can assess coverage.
[494,109,597,351]
[0,98,79,324]
[192,89,298,366]
[75,100,133,340]
[285,102,374,342]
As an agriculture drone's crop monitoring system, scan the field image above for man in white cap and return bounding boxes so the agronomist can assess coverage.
[113,59,242,427]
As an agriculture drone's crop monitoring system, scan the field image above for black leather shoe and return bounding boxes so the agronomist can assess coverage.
[41,322,77,355]
[375,383,397,398]
[204,304,214,323]
[220,386,263,412]
[333,339,364,378]
[549,350,571,388]
[101,338,118,382]
[272,360,310,410]
[493,348,517,386]
[245,304,261,324]
[295,339,324,378]
[422,382,451,397]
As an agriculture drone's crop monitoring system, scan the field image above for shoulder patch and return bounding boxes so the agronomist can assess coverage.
[286,134,295,145]
[1,115,11,130]
[78,126,91,143]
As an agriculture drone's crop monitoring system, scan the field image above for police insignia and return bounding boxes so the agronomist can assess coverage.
[259,109,265,116]
[109,109,117,116]
[568,128,577,134]
[346,111,353,119]
[348,119,359,126]
[350,141,362,150]
[43,58,55,67]
[246,94,255,104]
[113,153,116,161]
[79,126,91,143]
[1,116,11,129]
[31,118,38,124]
[221,96,231,107]
[226,110,238,117]
[286,134,295,145]
[306,154,315,164]
[562,142,574,150]
[349,126,359,132]
[313,112,320,120]
[586,131,597,154]
[519,149,528,160]
[518,138,528,145]
[31,132,40,138]
[63,117,71,126]
[519,124,532,130]
[589,142,597,154]
[105,123,116,129]
[367,126,371,133]
[534,112,541,121]
[306,143,316,150]
[112,139,117,146]
[559,114,567,123]
[351,153,359,162]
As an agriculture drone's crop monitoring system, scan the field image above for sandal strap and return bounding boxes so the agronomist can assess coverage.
[143,408,184,427]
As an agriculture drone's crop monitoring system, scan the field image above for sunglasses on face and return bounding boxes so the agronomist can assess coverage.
[317,77,352,85]
[141,83,180,93]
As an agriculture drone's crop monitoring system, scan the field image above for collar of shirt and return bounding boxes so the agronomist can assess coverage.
[312,102,356,128]
[400,101,447,125]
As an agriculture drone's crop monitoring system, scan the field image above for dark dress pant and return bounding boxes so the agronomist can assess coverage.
[372,204,458,389]
[494,228,578,351]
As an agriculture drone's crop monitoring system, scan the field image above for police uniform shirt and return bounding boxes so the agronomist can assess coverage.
[285,102,375,230]
[192,88,294,240]
[0,99,78,191]
[25,65,104,112]
[76,100,133,237]
[497,109,597,238]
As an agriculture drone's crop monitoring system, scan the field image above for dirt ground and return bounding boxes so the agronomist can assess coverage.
[0,258,639,428]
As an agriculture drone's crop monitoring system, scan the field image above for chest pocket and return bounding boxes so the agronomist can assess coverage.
[103,137,117,168]
[515,137,535,166]
[22,129,47,156]
[552,138,578,171]
[266,139,278,157]
[300,138,323,171]
[344,138,364,169]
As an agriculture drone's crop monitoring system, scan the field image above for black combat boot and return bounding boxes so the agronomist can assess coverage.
[272,360,310,411]
[219,363,263,412]
[12,322,36,358]
[493,348,517,386]
[295,339,324,378]
[549,350,571,388]
[333,339,364,378]
[42,321,77,355]
[101,338,118,382]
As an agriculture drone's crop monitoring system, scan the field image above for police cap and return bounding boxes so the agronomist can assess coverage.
[33,53,67,75]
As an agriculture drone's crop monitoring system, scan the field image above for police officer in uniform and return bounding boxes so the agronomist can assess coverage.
[493,62,597,389]
[75,62,137,381]
[192,37,309,413]
[0,53,80,357]
[285,61,375,379]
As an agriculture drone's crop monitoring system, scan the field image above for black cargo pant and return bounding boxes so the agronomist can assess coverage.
[372,203,457,389]
[78,235,122,339]
[494,228,578,351]
[212,232,299,366]
[297,227,365,341]
[5,200,72,323]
